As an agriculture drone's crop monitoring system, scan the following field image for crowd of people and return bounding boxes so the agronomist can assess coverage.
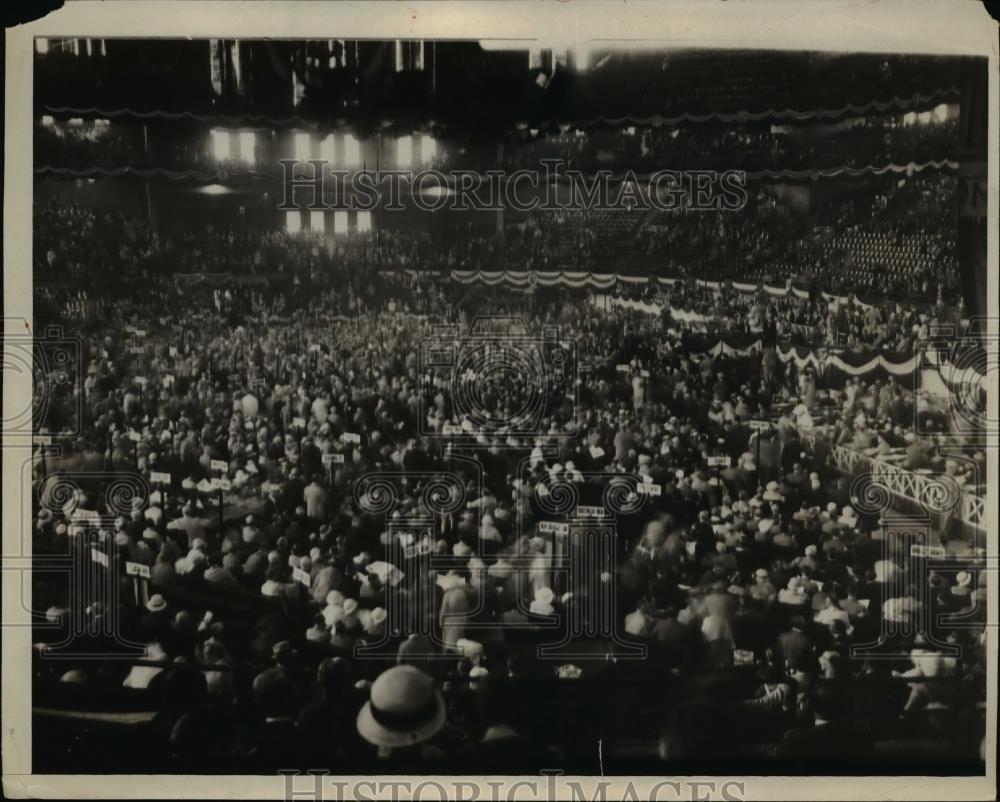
[501,117,957,175]
[36,113,959,177]
[34,164,963,306]
[31,232,987,772]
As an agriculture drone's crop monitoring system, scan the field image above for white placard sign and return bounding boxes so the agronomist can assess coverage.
[125,561,151,578]
[538,521,570,536]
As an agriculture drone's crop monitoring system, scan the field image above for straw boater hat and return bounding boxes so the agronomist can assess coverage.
[356,665,446,747]
[838,505,859,526]
[762,481,784,502]
[145,594,167,613]
[530,587,556,616]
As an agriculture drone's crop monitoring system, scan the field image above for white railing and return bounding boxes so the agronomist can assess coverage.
[802,436,984,531]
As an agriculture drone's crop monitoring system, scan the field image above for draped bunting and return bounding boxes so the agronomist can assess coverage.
[447,271,923,320]
[777,343,920,379]
[40,105,316,125]
[450,270,618,289]
[826,350,921,377]
[173,272,233,287]
[35,159,960,183]
[925,350,991,392]
[43,88,958,128]
[778,344,823,371]
[762,283,789,296]
[686,334,763,357]
[739,159,957,180]
[34,165,258,181]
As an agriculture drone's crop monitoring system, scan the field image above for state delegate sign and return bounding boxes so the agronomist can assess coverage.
[125,561,151,578]
[150,471,172,484]
[638,482,662,496]
[707,456,732,467]
[576,505,609,518]
[322,453,345,465]
[538,521,570,536]
[211,459,229,472]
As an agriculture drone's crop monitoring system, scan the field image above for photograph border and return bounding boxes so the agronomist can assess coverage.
[4,1,998,799]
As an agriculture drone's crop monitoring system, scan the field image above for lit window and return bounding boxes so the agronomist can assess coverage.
[35,39,49,55]
[239,131,256,164]
[85,39,93,56]
[210,40,223,95]
[99,39,107,57]
[294,132,311,162]
[415,41,425,71]
[397,136,413,169]
[333,211,349,235]
[344,134,361,168]
[67,118,84,127]
[395,40,404,72]
[70,39,81,56]
[211,129,231,161]
[310,210,325,233]
[320,134,335,163]
[41,115,54,127]
[285,210,302,234]
[293,72,306,107]
[356,211,372,233]
[421,135,437,165]
[231,41,242,91]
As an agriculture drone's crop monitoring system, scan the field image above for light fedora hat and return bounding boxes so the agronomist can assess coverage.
[356,665,446,748]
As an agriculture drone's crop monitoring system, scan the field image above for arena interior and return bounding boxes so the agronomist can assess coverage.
[30,39,991,775]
